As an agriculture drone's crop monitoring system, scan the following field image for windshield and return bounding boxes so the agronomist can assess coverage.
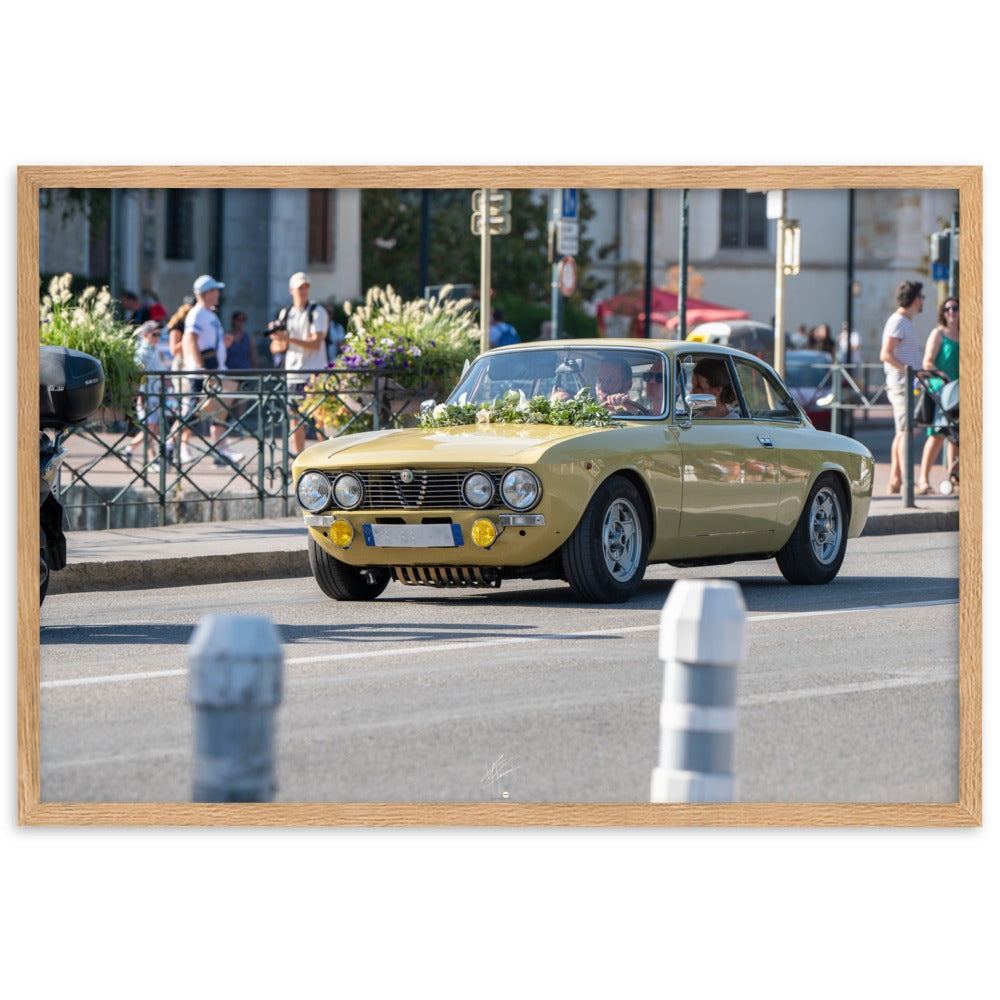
[447,347,668,417]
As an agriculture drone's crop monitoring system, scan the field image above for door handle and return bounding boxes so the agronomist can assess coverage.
[757,435,774,448]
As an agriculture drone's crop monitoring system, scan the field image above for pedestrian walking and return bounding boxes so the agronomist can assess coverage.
[120,290,143,327]
[917,296,960,493]
[224,310,259,371]
[123,320,172,467]
[267,271,330,456]
[808,323,836,356]
[879,280,925,494]
[489,307,520,348]
[224,310,259,427]
[178,275,236,467]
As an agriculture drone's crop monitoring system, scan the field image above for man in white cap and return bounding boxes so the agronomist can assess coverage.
[268,271,329,455]
[178,274,236,466]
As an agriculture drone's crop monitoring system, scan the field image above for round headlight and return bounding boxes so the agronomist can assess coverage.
[332,473,364,510]
[462,472,495,508]
[296,471,332,512]
[500,468,541,511]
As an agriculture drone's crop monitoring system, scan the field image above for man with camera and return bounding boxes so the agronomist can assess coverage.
[267,271,330,456]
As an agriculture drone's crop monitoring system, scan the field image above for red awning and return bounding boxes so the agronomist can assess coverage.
[596,288,749,335]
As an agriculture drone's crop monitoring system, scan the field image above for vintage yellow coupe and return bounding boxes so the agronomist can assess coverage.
[292,341,874,603]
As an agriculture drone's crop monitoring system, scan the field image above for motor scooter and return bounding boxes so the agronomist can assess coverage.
[39,346,105,604]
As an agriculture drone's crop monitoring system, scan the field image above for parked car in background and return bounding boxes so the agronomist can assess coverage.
[784,349,855,436]
[686,320,787,365]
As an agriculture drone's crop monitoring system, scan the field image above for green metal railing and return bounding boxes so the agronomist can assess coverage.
[54,367,432,529]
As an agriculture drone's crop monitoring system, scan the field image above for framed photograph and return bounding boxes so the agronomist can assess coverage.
[17,165,982,827]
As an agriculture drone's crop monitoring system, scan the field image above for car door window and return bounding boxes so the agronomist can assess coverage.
[732,359,799,421]
[674,354,744,419]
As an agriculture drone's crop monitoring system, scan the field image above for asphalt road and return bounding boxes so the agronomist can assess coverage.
[38,532,959,805]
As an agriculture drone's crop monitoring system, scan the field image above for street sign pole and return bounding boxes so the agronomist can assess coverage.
[678,189,690,340]
[550,190,562,339]
[771,190,788,379]
[949,209,959,298]
[471,189,511,353]
[548,189,579,340]
[480,187,491,354]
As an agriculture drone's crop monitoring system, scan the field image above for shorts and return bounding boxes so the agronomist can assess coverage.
[181,373,235,423]
[138,375,164,425]
[886,385,909,434]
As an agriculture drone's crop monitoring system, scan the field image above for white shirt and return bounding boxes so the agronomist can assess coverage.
[184,303,227,369]
[882,312,920,388]
[283,302,329,375]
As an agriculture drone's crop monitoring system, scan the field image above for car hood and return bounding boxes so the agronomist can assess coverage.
[295,423,615,468]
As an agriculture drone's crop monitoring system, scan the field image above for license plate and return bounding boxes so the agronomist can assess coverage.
[362,523,463,547]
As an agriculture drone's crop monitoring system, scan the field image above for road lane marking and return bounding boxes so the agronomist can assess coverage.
[741,674,951,706]
[42,668,187,689]
[40,598,957,689]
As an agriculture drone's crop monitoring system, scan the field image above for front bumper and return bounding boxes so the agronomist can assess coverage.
[305,505,564,569]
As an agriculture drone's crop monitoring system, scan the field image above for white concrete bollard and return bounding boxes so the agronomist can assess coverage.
[650,580,746,803]
[188,614,284,803]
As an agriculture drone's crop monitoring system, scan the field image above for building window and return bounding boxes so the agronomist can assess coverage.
[308,189,336,265]
[720,190,767,249]
[165,190,194,260]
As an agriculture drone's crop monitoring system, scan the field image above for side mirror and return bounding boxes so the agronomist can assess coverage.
[678,393,716,427]
[419,399,436,416]
[688,393,716,414]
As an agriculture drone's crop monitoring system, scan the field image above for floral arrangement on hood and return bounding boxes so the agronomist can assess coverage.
[419,388,622,429]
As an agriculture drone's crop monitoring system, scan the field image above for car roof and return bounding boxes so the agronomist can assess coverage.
[489,338,748,357]
[688,320,773,337]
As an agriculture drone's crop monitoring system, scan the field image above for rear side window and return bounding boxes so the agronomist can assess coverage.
[732,359,798,420]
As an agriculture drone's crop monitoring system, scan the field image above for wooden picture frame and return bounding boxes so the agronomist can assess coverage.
[17,165,982,827]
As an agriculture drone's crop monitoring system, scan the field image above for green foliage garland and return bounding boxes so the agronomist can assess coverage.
[419,388,622,429]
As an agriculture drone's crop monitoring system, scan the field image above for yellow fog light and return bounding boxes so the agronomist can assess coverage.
[471,518,498,548]
[330,519,354,548]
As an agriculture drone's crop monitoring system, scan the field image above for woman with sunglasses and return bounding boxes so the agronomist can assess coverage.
[642,364,665,415]
[916,297,960,493]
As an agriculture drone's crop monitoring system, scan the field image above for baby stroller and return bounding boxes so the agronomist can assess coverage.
[914,372,959,495]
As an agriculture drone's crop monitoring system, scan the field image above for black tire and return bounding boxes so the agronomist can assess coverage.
[775,474,848,585]
[561,475,649,603]
[40,552,49,606]
[308,535,390,601]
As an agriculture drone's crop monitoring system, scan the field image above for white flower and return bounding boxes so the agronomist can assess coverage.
[409,346,422,358]
[516,390,529,412]
[433,403,448,419]
[476,408,491,425]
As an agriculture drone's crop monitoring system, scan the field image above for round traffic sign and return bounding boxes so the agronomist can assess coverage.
[558,256,578,297]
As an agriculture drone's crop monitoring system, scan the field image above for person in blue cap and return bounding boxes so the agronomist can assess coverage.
[178,275,237,466]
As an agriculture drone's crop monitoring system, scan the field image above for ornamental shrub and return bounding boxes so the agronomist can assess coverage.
[38,273,145,416]
[302,284,481,434]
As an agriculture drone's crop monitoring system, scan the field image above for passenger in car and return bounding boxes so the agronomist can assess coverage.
[692,358,742,419]
[642,362,665,415]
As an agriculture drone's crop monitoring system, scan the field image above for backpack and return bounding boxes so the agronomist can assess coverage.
[278,302,327,350]
[492,322,520,347]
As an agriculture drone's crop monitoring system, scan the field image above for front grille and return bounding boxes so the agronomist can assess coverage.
[393,566,502,588]
[334,468,507,511]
